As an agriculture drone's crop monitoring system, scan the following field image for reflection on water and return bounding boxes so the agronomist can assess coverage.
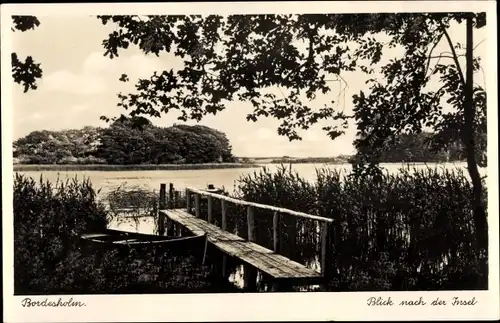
[108,216,156,234]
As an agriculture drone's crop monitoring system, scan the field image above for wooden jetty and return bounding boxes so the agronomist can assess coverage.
[159,183,334,291]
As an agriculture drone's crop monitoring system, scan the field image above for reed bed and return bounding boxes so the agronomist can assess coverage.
[14,163,260,172]
[230,165,488,291]
[13,174,238,294]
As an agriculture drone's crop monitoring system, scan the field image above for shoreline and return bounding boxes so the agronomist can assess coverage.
[12,160,472,172]
[13,163,262,172]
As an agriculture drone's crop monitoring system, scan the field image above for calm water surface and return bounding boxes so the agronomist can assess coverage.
[18,161,486,233]
[17,162,484,196]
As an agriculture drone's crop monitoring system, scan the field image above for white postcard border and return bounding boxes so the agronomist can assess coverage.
[2,1,498,322]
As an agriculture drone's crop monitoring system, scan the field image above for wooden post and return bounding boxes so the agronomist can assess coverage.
[207,195,213,223]
[166,219,174,236]
[166,184,174,236]
[244,205,257,291]
[273,211,281,253]
[158,183,166,236]
[171,182,180,237]
[174,191,180,209]
[271,211,281,292]
[320,221,332,278]
[168,183,174,209]
[195,193,201,218]
[186,188,191,213]
[220,199,228,279]
[221,199,227,230]
[286,215,297,260]
[246,206,255,241]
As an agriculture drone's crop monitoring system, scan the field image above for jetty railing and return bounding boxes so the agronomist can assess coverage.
[183,187,334,277]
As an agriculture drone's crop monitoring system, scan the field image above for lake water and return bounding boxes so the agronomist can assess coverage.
[16,162,485,197]
[15,161,487,291]
[17,161,486,235]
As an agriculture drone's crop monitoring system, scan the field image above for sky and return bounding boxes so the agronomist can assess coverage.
[10,15,488,157]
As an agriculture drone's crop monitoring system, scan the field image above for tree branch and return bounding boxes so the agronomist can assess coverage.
[429,55,464,59]
[283,25,317,81]
[438,21,466,86]
[473,38,486,51]
[424,32,444,78]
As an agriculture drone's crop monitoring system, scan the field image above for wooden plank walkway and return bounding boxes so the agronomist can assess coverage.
[161,208,323,283]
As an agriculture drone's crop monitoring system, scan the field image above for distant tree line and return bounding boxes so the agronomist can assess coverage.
[270,156,352,164]
[350,132,486,164]
[13,117,236,165]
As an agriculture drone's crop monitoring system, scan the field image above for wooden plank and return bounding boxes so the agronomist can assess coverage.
[201,228,244,242]
[164,212,201,235]
[167,209,186,219]
[234,240,321,278]
[235,241,319,277]
[165,210,241,241]
[223,243,319,278]
[190,220,239,237]
[166,209,241,241]
[178,217,244,242]
[262,254,319,278]
[235,241,273,254]
[230,242,299,277]
[212,241,291,279]
[164,209,190,220]
[216,240,317,280]
[211,240,252,258]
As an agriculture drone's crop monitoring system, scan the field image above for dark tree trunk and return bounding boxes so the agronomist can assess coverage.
[464,14,487,250]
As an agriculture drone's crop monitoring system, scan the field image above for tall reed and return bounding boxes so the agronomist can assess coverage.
[233,165,488,291]
[13,174,237,294]
[13,173,108,293]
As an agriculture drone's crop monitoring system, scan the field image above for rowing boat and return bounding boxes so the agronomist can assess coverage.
[80,229,208,262]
